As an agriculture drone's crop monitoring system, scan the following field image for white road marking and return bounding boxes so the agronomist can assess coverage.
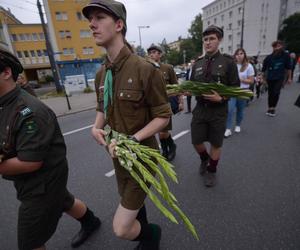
[105,129,190,177]
[105,169,116,177]
[63,125,93,136]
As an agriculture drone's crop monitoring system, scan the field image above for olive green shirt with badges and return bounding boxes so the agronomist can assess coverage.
[191,51,240,103]
[0,86,68,201]
[159,63,178,85]
[95,46,172,148]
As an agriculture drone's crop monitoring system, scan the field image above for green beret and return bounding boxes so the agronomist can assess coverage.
[203,25,224,38]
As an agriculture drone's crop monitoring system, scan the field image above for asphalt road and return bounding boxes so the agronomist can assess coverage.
[1,82,300,250]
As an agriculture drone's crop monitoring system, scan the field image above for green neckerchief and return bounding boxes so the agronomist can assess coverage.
[104,69,113,118]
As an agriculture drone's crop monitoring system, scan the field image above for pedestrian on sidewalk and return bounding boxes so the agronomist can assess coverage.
[0,49,101,250]
[224,48,255,138]
[185,59,195,113]
[83,1,172,249]
[147,44,184,161]
[262,40,292,117]
[190,25,240,187]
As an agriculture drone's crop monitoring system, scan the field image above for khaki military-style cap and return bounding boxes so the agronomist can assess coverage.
[203,25,224,38]
[147,44,163,53]
[82,0,127,31]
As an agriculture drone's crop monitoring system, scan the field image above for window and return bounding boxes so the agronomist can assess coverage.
[39,33,45,40]
[238,20,242,26]
[228,34,232,40]
[11,34,18,41]
[37,50,42,57]
[228,46,232,53]
[63,48,74,55]
[214,18,217,24]
[220,47,224,53]
[80,30,91,38]
[76,12,83,20]
[65,30,72,39]
[221,14,224,21]
[236,44,240,49]
[59,30,65,39]
[229,11,233,18]
[23,51,29,57]
[207,21,211,25]
[228,23,232,29]
[17,51,22,58]
[32,33,38,41]
[238,7,242,14]
[30,50,35,57]
[83,47,94,55]
[19,34,25,41]
[25,33,32,41]
[55,12,68,20]
[43,50,48,56]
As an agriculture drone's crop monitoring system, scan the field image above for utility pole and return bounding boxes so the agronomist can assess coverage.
[37,0,62,93]
[240,0,246,48]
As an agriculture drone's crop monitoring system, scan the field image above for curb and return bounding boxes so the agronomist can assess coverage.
[56,106,96,118]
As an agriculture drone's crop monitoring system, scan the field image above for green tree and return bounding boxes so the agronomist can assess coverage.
[180,38,197,63]
[165,49,181,66]
[188,13,203,53]
[278,13,300,54]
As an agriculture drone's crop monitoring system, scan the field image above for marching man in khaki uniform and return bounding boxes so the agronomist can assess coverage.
[82,0,172,249]
[190,25,240,187]
[147,44,184,161]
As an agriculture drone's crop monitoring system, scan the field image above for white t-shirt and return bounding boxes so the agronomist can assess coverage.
[237,63,255,89]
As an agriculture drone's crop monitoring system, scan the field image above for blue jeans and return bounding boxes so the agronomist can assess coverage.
[226,98,247,129]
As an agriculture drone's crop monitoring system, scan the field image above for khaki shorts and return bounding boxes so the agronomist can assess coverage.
[17,167,74,250]
[113,137,158,210]
[191,104,227,148]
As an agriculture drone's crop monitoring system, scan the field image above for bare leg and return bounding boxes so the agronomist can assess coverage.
[113,204,141,240]
[210,146,221,160]
[194,143,207,154]
[66,198,87,219]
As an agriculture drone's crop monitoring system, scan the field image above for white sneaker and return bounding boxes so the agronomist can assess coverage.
[234,126,241,133]
[224,129,232,138]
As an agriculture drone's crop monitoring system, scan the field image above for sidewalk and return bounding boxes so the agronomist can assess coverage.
[40,92,97,117]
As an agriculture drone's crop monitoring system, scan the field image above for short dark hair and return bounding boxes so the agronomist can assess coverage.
[0,49,23,81]
[272,40,284,48]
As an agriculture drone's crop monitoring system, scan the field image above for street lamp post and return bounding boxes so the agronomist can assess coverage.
[138,26,150,48]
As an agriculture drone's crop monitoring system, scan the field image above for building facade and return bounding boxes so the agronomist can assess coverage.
[202,0,300,57]
[42,0,104,81]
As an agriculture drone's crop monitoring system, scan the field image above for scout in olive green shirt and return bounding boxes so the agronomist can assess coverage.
[0,48,100,250]
[190,25,240,187]
[147,44,182,161]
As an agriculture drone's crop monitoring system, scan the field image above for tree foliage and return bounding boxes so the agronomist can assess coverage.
[278,13,300,54]
[188,13,203,54]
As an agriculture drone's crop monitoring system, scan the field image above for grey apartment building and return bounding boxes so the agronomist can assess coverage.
[202,0,300,57]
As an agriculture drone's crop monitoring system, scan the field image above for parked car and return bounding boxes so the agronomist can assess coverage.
[28,80,41,89]
[174,68,186,79]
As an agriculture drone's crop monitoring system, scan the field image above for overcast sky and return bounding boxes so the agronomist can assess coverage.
[0,0,212,49]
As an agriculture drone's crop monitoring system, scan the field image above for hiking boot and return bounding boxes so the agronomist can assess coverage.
[204,172,217,187]
[224,129,232,138]
[71,217,101,248]
[199,159,209,176]
[167,143,177,161]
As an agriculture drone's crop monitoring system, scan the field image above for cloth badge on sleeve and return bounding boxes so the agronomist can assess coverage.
[20,107,32,117]
[24,120,37,134]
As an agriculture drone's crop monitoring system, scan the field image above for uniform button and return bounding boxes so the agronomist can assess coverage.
[127,95,131,98]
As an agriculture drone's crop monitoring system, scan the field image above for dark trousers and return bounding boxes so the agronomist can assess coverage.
[186,96,192,112]
[267,79,283,108]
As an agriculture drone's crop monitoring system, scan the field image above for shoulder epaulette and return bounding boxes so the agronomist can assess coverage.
[222,53,234,59]
[146,58,160,68]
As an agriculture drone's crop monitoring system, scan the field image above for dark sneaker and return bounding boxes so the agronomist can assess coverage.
[268,110,276,117]
[199,159,209,176]
[265,109,271,116]
[204,172,216,187]
[134,224,161,250]
[71,217,101,248]
[167,143,177,161]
